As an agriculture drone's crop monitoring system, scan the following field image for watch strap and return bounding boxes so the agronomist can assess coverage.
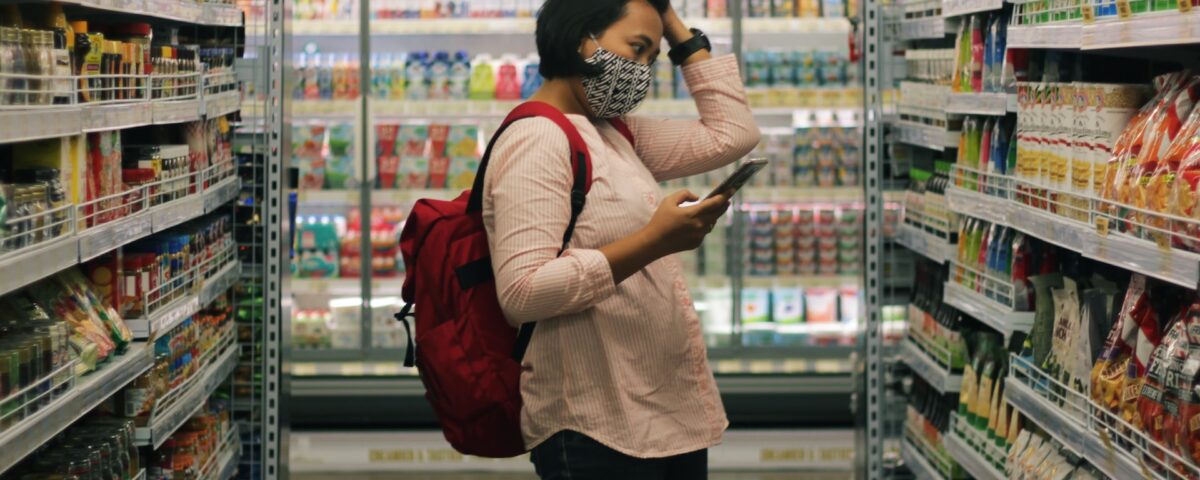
[669,28,711,66]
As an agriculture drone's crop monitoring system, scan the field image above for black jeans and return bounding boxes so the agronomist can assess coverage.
[530,430,708,480]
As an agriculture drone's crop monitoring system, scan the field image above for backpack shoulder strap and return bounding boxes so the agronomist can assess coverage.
[608,118,635,149]
[467,101,592,253]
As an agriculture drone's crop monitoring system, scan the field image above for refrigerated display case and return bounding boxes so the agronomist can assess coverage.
[272,0,897,428]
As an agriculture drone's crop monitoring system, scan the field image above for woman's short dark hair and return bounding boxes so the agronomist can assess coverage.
[536,0,669,79]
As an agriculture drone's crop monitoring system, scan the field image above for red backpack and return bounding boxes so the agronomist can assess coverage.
[395,101,634,458]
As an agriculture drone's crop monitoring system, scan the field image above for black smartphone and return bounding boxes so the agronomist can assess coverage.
[706,158,769,199]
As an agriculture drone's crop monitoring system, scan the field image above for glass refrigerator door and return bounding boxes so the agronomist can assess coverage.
[288,6,367,362]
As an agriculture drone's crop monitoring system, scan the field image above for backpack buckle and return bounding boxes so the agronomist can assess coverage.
[395,302,416,368]
[570,190,586,211]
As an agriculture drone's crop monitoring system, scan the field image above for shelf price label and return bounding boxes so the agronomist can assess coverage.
[1095,217,1111,236]
[1181,0,1193,12]
[1082,3,1096,22]
[1116,0,1133,17]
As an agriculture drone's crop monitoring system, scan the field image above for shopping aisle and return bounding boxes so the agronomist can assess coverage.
[292,472,852,480]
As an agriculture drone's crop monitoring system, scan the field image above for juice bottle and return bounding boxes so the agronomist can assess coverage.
[494,56,521,101]
[390,52,406,99]
[449,50,471,100]
[520,55,541,99]
[405,51,428,100]
[969,15,984,93]
[428,51,451,100]
[468,53,495,100]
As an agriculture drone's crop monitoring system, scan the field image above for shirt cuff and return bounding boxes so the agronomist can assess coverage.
[681,54,741,88]
[563,248,617,305]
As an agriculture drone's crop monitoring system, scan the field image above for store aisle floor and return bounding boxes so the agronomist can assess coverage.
[292,473,852,479]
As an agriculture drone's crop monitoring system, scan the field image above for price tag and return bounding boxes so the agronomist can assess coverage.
[1082,3,1096,22]
[749,360,774,374]
[1156,233,1172,252]
[1181,0,1193,11]
[1095,217,1110,236]
[716,360,741,373]
[293,363,318,376]
[782,359,809,373]
[342,363,366,376]
[1117,0,1133,18]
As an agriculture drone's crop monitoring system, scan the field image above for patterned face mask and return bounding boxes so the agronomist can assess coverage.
[581,37,652,119]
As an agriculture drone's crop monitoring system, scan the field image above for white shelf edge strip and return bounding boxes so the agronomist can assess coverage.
[0,344,154,475]
[902,439,948,480]
[944,430,1005,480]
[901,339,962,393]
[0,90,242,144]
[0,176,241,299]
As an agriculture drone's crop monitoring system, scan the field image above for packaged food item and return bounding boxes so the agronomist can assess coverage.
[445,124,480,190]
[426,124,451,189]
[397,124,430,188]
[1092,275,1148,414]
[376,123,400,189]
[292,123,327,190]
[325,122,356,189]
[1178,303,1200,467]
[1137,315,1185,470]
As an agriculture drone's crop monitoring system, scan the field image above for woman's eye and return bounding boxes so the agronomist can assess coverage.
[632,44,645,54]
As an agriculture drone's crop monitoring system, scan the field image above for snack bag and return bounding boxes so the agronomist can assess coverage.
[325,122,356,189]
[426,124,451,189]
[445,125,480,190]
[1092,275,1148,415]
[397,124,430,188]
[1137,317,1184,469]
[1178,302,1200,467]
[293,124,327,190]
[1104,73,1187,228]
[376,123,401,189]
[1119,284,1165,435]
[1131,76,1200,235]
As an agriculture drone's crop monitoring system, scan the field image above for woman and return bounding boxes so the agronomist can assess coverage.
[482,0,760,477]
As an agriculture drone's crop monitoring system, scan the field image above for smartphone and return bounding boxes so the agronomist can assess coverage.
[706,158,769,199]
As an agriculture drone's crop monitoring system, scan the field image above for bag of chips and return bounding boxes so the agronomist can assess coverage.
[1176,302,1200,470]
[1092,275,1148,418]
[1138,317,1186,471]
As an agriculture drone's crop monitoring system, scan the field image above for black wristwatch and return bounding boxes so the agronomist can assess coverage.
[668,28,711,66]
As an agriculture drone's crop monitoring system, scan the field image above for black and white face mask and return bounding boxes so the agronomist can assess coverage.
[581,37,652,119]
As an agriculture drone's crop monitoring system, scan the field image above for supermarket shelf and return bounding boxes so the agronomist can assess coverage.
[0,236,81,298]
[945,92,1012,116]
[288,94,862,119]
[79,176,240,262]
[1082,11,1200,50]
[198,426,240,480]
[900,339,961,393]
[942,280,1034,339]
[0,90,242,144]
[287,17,849,37]
[740,186,863,203]
[892,120,959,151]
[896,223,955,263]
[901,439,947,480]
[134,469,147,480]
[137,345,239,449]
[0,108,84,143]
[942,0,1003,17]
[945,186,1010,226]
[0,343,154,476]
[126,260,241,339]
[64,0,243,26]
[292,277,405,295]
[1004,377,1144,480]
[1007,22,1083,49]
[900,16,948,40]
[743,274,860,289]
[944,429,1003,480]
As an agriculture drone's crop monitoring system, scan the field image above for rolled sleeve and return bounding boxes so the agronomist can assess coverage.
[562,248,617,305]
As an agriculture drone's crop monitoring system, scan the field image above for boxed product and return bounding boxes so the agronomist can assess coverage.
[397,124,430,188]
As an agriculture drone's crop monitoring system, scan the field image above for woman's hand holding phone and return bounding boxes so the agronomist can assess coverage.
[643,190,731,257]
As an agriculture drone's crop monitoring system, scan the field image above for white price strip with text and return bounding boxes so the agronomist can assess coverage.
[204,177,242,213]
[942,0,1004,16]
[152,196,205,232]
[900,16,947,40]
[0,108,83,144]
[0,237,79,297]
[153,99,202,125]
[78,213,153,262]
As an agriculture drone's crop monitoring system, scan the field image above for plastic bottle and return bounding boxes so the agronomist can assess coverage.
[317,53,334,100]
[520,54,542,99]
[951,20,968,92]
[494,55,521,100]
[427,51,451,100]
[468,53,495,100]
[405,51,428,100]
[372,53,390,99]
[448,50,471,100]
[969,15,984,93]
[390,52,406,99]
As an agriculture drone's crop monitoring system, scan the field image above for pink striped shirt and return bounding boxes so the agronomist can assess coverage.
[482,55,760,458]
